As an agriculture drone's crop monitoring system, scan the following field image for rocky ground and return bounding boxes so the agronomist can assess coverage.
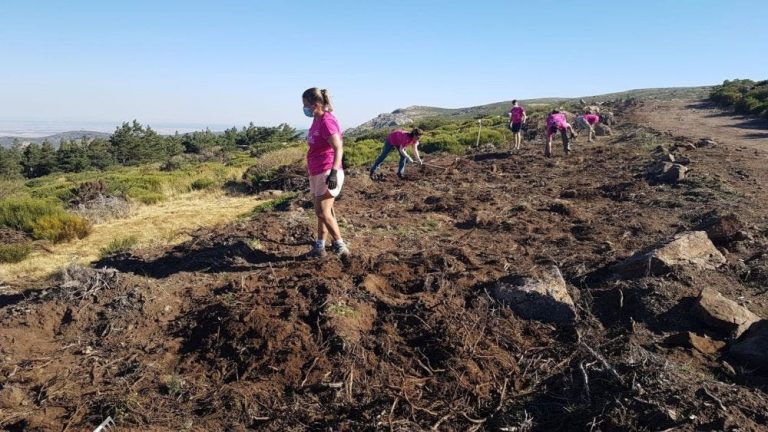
[1,100,768,431]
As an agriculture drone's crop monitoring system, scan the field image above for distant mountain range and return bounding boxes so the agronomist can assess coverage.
[1,86,713,147]
[0,131,112,148]
[345,86,713,135]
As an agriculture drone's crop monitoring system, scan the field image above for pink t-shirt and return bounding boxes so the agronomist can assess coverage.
[584,114,600,125]
[306,112,342,175]
[547,113,568,129]
[387,130,418,149]
[509,106,525,124]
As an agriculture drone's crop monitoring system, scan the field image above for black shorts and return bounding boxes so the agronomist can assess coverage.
[509,122,522,133]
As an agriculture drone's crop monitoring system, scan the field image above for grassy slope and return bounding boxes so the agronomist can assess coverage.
[385,86,713,121]
[0,191,260,283]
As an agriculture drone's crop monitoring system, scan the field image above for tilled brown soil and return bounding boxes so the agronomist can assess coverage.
[2,101,768,431]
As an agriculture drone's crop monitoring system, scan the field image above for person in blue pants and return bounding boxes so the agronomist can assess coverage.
[369,128,423,180]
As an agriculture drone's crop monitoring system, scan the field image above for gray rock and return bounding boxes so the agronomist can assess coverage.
[730,320,768,367]
[594,124,612,136]
[611,231,726,278]
[492,266,577,324]
[645,161,688,183]
[693,287,760,338]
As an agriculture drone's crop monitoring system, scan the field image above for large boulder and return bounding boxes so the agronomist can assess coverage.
[610,231,726,279]
[693,288,760,338]
[730,320,768,368]
[491,266,577,324]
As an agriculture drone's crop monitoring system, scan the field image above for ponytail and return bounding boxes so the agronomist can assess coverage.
[302,87,333,112]
[320,89,333,112]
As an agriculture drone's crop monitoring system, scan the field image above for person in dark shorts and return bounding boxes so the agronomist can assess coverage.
[508,100,527,150]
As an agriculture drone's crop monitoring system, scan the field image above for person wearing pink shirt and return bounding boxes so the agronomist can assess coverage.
[545,109,577,157]
[575,111,601,142]
[302,87,349,258]
[508,100,527,150]
[369,128,423,180]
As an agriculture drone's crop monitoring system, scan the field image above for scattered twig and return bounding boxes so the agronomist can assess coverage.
[300,357,319,388]
[702,386,727,412]
[389,397,399,432]
[579,340,626,386]
[579,361,591,402]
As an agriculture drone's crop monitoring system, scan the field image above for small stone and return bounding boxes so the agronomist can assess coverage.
[0,386,27,408]
[645,161,687,183]
[664,331,726,354]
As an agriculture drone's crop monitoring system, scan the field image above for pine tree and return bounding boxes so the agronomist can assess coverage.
[56,139,91,172]
[0,147,22,179]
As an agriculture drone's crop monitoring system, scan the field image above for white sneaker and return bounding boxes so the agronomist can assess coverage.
[332,242,350,256]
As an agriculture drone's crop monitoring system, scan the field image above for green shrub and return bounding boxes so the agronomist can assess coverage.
[344,139,381,168]
[420,134,464,154]
[31,213,91,243]
[190,178,215,190]
[0,242,32,263]
[0,198,67,232]
[457,129,505,147]
[100,235,139,257]
[129,190,165,205]
[710,79,768,116]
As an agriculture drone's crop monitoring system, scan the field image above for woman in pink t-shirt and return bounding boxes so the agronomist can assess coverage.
[574,112,601,143]
[545,110,577,157]
[302,87,349,258]
[369,128,423,180]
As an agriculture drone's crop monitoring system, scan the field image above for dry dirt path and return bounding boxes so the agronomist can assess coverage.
[631,99,768,156]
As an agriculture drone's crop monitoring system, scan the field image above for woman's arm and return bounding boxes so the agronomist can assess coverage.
[413,142,422,163]
[329,134,343,170]
[398,147,413,162]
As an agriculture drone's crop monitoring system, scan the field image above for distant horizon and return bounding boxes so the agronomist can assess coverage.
[0,119,276,138]
[0,83,722,138]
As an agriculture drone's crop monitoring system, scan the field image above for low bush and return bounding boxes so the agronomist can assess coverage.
[710,79,768,119]
[190,178,215,191]
[0,242,32,263]
[31,213,91,243]
[243,192,299,218]
[100,235,139,257]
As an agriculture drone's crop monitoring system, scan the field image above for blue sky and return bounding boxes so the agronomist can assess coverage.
[0,0,766,130]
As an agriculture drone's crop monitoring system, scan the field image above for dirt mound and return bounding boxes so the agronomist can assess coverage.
[2,100,768,430]
[245,161,308,192]
[0,228,28,244]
